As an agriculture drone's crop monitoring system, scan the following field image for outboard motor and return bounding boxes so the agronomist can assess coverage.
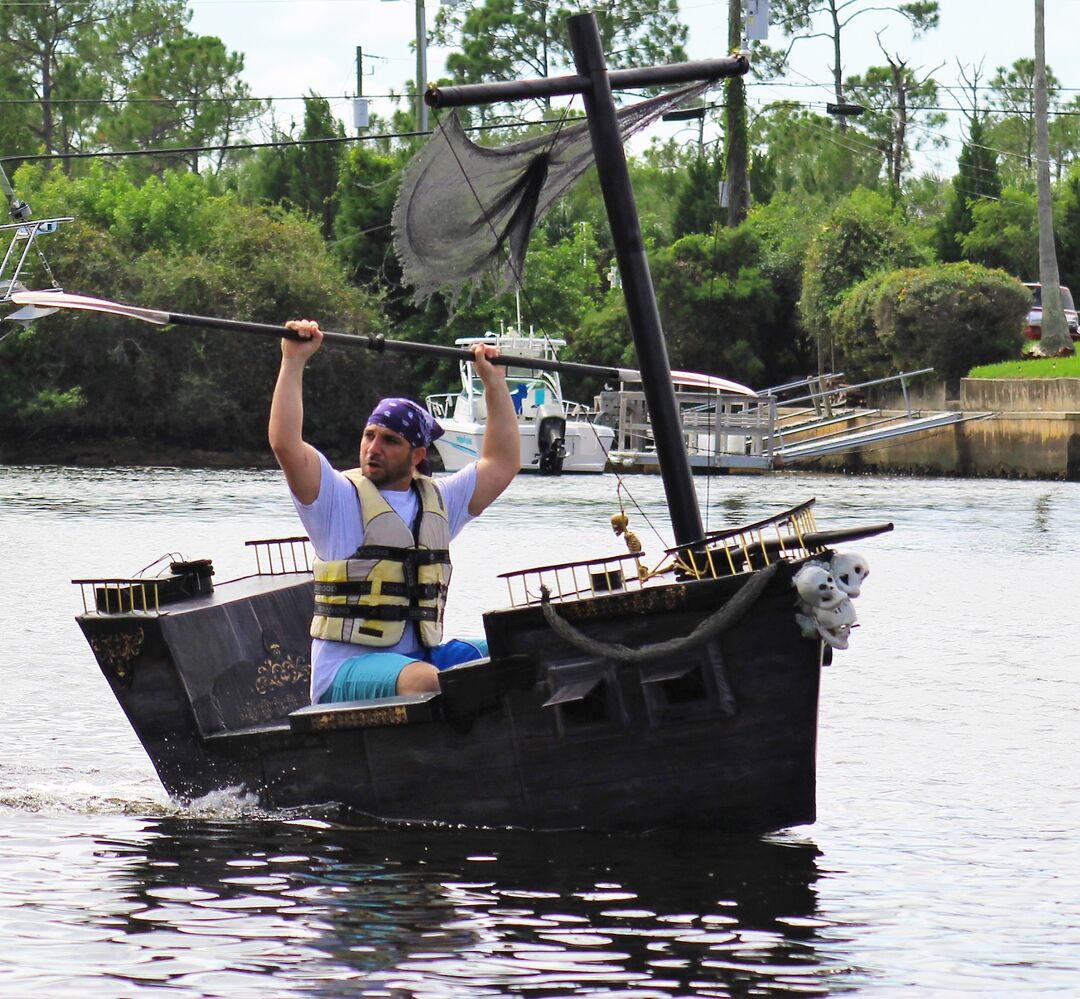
[537,409,567,475]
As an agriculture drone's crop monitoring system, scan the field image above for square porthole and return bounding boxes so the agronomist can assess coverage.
[543,665,621,737]
[658,664,708,705]
[640,643,735,726]
[560,679,610,726]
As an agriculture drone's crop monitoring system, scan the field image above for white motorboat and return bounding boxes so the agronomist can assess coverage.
[426,331,615,474]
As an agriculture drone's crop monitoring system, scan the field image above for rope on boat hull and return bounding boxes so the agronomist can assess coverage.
[539,561,782,663]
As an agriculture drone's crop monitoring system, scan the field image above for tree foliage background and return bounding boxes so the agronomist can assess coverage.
[1,0,1078,462]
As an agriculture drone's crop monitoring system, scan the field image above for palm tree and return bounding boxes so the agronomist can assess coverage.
[1034,0,1074,354]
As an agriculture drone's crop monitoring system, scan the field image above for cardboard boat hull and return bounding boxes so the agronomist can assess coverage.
[77,563,821,833]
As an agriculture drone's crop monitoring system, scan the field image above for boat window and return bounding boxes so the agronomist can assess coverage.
[543,669,615,732]
[640,647,736,725]
[559,680,610,727]
[659,665,708,704]
[641,661,708,705]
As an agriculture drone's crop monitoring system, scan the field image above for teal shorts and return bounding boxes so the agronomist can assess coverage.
[320,638,489,703]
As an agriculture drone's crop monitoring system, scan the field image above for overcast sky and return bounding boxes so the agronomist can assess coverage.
[187,0,1080,176]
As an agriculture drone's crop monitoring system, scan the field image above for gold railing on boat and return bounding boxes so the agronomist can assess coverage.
[245,536,312,575]
[667,499,823,580]
[498,551,647,607]
[73,539,312,615]
[72,576,171,615]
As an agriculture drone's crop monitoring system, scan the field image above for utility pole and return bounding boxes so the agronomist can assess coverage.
[416,0,429,133]
[724,0,750,225]
[1034,0,1073,354]
[354,47,370,136]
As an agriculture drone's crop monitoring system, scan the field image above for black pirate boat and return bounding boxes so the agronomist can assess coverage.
[65,16,892,833]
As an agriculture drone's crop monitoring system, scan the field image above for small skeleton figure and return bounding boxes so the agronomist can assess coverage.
[611,511,642,554]
[829,551,869,597]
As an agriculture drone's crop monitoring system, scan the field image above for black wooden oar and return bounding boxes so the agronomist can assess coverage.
[9,289,643,382]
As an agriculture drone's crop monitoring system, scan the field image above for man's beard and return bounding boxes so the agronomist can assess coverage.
[364,451,414,487]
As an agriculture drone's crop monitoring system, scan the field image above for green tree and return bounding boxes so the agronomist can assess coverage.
[800,187,928,372]
[845,54,946,190]
[743,194,826,379]
[334,143,411,291]
[432,0,687,120]
[0,55,44,158]
[0,1,190,159]
[238,96,345,237]
[0,163,384,455]
[672,152,724,238]
[987,58,1059,185]
[935,116,1002,262]
[97,34,264,175]
[651,228,780,388]
[750,104,881,201]
[569,292,634,373]
[960,188,1037,277]
[1052,164,1080,296]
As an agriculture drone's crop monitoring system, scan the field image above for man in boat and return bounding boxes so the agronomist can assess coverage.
[269,320,520,704]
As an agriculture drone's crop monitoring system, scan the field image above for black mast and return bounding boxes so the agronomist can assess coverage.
[425,14,747,546]
[566,14,701,546]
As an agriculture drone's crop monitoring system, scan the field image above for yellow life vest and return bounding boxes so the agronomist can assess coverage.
[310,470,451,649]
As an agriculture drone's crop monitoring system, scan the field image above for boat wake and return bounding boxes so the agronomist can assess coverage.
[0,776,269,820]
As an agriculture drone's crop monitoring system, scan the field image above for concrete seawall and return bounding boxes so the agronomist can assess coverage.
[804,378,1080,480]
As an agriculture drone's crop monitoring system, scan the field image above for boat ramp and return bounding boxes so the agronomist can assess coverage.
[600,369,992,473]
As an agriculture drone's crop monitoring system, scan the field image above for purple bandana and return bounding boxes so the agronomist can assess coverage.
[366,398,444,475]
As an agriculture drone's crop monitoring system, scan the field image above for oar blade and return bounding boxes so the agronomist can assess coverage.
[9,290,170,325]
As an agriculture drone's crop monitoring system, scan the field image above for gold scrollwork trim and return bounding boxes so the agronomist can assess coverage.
[90,628,145,679]
[561,584,689,620]
[255,649,311,695]
[309,705,409,730]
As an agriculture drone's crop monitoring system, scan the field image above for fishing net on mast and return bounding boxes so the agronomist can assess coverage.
[391,82,711,308]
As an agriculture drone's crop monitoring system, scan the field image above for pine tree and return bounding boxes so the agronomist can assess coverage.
[936,116,1002,262]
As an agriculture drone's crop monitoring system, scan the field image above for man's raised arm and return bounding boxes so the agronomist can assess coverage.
[269,320,324,506]
[468,343,520,515]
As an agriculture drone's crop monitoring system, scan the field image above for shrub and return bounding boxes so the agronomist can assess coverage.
[831,271,896,381]
[832,262,1029,382]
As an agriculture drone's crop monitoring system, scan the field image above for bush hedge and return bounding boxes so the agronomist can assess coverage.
[832,262,1030,382]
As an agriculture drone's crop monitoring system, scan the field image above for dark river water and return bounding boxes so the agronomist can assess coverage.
[1,464,1077,997]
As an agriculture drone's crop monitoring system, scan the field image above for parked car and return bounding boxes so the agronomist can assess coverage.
[1023,282,1080,341]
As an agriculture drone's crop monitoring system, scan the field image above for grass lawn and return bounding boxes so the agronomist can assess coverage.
[969,353,1080,378]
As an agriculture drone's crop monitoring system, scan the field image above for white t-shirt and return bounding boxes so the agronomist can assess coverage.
[292,452,479,702]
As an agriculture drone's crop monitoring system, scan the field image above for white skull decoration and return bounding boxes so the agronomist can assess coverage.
[793,553,870,651]
[793,563,844,610]
[830,551,869,597]
[813,596,858,649]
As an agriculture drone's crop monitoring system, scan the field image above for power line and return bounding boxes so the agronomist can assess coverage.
[0,114,580,166]
[0,93,397,105]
